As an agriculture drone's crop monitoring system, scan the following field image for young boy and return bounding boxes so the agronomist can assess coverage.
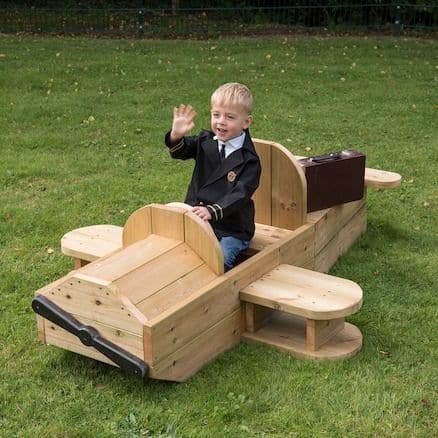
[165,82,261,271]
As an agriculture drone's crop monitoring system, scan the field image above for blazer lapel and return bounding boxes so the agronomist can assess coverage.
[203,148,244,187]
[201,137,222,165]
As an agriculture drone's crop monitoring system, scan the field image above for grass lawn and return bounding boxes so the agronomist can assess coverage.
[0,34,437,436]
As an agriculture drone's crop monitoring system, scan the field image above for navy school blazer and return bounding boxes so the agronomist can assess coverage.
[165,129,261,241]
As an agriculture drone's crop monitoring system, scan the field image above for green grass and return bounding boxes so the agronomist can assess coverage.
[0,34,437,437]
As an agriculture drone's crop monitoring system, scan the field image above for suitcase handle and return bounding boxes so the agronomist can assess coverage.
[310,151,343,163]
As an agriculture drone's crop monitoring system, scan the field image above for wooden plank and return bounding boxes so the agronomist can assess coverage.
[136,264,217,320]
[240,264,362,320]
[61,225,123,262]
[184,211,224,275]
[39,273,146,335]
[229,240,281,292]
[242,312,362,361]
[43,321,116,367]
[115,243,205,305]
[149,309,242,382]
[36,315,45,342]
[270,141,307,230]
[80,234,181,282]
[147,276,238,364]
[252,139,272,225]
[122,204,152,247]
[245,303,274,333]
[279,223,315,269]
[306,318,345,351]
[249,223,294,253]
[314,205,367,273]
[308,197,365,255]
[42,313,145,367]
[151,204,185,241]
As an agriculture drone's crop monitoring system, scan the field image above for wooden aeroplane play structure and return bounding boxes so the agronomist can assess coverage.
[32,139,401,381]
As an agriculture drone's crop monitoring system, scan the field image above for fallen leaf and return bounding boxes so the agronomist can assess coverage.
[420,399,431,407]
[47,248,54,254]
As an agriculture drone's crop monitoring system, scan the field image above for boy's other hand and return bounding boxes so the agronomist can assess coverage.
[192,206,212,221]
[170,104,196,142]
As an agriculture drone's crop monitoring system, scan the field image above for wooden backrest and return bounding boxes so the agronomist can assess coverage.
[252,139,307,230]
[122,203,224,275]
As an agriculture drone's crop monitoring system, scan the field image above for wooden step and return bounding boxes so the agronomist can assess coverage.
[240,264,363,360]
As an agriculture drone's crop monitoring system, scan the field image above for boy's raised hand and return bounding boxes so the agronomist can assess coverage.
[170,104,196,143]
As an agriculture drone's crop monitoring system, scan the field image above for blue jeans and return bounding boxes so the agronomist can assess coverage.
[219,236,250,271]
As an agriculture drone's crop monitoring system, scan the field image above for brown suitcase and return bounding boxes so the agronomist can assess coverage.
[298,150,366,212]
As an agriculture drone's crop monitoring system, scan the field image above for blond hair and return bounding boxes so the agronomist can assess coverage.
[211,82,253,114]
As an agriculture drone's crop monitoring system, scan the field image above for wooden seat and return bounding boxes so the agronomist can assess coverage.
[240,264,363,360]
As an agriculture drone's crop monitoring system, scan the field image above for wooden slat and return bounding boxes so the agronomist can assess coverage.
[80,234,181,282]
[252,139,272,225]
[184,211,224,276]
[44,322,116,367]
[42,314,144,368]
[279,223,315,269]
[146,276,237,364]
[136,264,217,320]
[314,205,367,273]
[308,197,366,255]
[115,243,205,305]
[151,204,185,241]
[230,239,281,292]
[249,223,294,253]
[270,141,307,230]
[122,204,152,247]
[39,273,146,335]
[149,309,242,382]
[36,315,45,342]
[61,224,123,262]
[240,264,362,320]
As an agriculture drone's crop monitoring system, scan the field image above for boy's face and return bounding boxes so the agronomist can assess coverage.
[210,104,252,143]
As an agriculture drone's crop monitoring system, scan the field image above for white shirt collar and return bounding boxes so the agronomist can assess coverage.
[213,131,246,159]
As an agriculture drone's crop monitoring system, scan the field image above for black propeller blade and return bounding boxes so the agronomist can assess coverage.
[32,295,149,378]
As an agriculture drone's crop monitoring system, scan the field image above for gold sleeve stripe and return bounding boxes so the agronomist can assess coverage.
[213,204,223,220]
[207,205,218,221]
[169,138,184,153]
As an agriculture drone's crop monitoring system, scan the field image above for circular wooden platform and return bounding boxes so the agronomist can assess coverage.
[242,312,363,361]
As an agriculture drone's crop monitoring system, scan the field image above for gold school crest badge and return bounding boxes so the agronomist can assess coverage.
[227,171,237,182]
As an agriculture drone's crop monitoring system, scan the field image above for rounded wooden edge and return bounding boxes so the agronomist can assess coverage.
[253,138,308,229]
[242,321,363,361]
[301,322,362,360]
[61,224,123,260]
[262,264,364,320]
[165,202,192,211]
[365,168,402,189]
[183,209,224,276]
[123,203,224,275]
[122,204,153,247]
